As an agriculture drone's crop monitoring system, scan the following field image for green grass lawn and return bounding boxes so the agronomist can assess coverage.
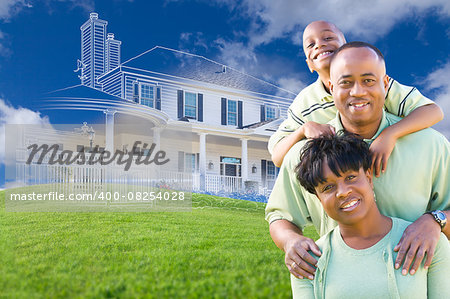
[0,190,319,298]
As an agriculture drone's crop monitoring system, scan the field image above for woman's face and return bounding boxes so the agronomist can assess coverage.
[314,162,375,225]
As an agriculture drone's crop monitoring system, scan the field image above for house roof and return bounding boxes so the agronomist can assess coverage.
[121,46,296,99]
[44,85,124,101]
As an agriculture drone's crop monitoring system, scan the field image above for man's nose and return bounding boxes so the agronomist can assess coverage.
[349,81,367,97]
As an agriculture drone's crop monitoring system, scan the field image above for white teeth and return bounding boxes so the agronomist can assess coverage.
[316,51,332,59]
[351,103,367,108]
[342,200,358,209]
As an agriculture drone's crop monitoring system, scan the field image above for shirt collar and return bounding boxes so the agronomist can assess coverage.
[312,78,333,103]
[333,110,390,144]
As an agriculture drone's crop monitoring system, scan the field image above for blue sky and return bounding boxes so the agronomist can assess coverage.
[1,0,450,185]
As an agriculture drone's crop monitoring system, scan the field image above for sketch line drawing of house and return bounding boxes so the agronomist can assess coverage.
[35,12,297,201]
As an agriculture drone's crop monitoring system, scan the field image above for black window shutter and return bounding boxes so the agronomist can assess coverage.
[261,160,267,185]
[156,86,161,110]
[221,98,227,125]
[177,90,184,119]
[197,93,203,122]
[133,83,139,103]
[178,151,185,172]
[238,100,243,128]
[260,105,266,122]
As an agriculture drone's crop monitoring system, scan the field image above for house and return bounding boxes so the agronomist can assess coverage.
[45,13,297,200]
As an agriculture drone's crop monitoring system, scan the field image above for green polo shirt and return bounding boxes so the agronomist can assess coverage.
[291,217,450,299]
[265,111,450,236]
[268,77,435,154]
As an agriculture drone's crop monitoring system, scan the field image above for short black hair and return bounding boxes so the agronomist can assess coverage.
[330,41,385,66]
[295,133,372,195]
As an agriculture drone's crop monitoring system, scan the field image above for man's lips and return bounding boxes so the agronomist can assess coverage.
[314,50,333,60]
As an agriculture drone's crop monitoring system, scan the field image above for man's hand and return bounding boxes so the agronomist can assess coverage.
[394,214,441,275]
[302,121,335,139]
[284,235,322,280]
[369,129,397,177]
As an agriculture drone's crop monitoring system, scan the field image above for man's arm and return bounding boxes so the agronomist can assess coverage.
[370,103,444,176]
[272,122,335,167]
[269,219,321,280]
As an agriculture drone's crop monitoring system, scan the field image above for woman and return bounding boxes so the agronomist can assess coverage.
[292,134,450,298]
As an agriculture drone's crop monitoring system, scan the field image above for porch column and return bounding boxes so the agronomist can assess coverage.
[153,127,161,151]
[104,109,117,153]
[241,138,248,190]
[199,133,207,190]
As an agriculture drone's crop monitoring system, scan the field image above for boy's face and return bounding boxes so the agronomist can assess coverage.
[302,21,345,74]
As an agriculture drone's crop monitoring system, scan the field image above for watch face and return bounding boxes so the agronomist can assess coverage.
[437,212,446,221]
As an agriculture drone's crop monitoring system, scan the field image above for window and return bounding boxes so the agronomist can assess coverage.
[184,153,197,173]
[266,105,277,120]
[220,156,241,177]
[184,92,197,119]
[140,84,154,108]
[227,100,237,126]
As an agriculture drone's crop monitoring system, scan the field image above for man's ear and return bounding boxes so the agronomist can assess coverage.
[329,80,334,94]
[383,75,390,93]
[306,58,314,73]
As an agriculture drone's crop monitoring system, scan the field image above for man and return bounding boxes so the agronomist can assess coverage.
[265,42,449,281]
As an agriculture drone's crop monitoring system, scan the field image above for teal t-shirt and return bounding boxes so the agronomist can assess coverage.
[291,218,450,299]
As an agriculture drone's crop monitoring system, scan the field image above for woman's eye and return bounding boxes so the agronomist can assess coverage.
[322,185,333,192]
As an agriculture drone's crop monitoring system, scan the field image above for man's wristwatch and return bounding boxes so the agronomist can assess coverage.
[426,210,447,230]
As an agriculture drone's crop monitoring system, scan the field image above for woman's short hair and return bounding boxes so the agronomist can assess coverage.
[295,133,372,195]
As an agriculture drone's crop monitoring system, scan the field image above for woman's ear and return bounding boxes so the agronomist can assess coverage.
[365,168,374,188]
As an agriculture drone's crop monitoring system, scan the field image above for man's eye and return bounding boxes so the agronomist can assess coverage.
[346,175,356,181]
[307,43,314,48]
[364,79,375,83]
[324,36,334,41]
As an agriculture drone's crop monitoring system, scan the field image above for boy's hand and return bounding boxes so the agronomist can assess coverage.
[302,121,335,139]
[370,130,397,177]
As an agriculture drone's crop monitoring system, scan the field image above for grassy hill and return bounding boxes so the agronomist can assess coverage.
[0,191,318,298]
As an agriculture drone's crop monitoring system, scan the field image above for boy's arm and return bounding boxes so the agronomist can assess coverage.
[370,103,443,176]
[272,122,335,167]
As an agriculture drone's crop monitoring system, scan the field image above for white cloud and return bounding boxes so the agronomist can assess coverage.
[277,77,307,94]
[0,99,51,163]
[423,61,450,138]
[0,0,30,21]
[208,0,450,91]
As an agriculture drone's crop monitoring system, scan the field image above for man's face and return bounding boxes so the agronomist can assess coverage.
[303,21,346,73]
[329,47,389,128]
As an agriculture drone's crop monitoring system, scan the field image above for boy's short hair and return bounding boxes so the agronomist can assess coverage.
[295,133,372,195]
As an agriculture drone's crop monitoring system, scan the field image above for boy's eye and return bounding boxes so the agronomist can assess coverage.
[346,175,356,181]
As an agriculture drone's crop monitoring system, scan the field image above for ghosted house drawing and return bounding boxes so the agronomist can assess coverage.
[51,12,296,198]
